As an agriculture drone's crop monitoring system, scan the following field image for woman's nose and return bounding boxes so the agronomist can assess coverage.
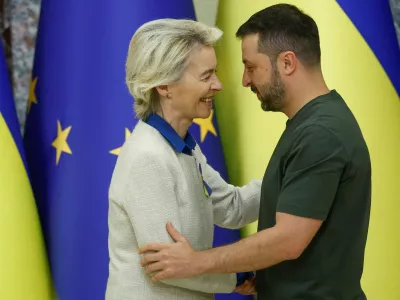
[211,75,223,91]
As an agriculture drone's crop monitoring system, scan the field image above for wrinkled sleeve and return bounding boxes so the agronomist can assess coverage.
[198,152,261,229]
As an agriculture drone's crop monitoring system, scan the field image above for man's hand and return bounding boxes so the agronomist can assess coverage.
[138,222,204,282]
[233,276,256,295]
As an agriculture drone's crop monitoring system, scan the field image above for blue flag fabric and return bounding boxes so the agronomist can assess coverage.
[0,45,24,159]
[24,1,252,299]
[336,0,400,95]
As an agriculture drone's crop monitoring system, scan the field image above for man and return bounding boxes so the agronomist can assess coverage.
[139,4,372,299]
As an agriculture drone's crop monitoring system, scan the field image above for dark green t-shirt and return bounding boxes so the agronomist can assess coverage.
[256,90,371,299]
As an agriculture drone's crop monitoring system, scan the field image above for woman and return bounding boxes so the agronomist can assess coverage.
[106,19,260,300]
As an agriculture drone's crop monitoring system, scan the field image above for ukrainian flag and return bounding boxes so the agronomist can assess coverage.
[0,43,53,298]
[215,0,400,299]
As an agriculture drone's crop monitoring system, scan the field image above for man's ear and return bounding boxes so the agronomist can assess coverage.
[279,51,297,76]
[155,85,171,98]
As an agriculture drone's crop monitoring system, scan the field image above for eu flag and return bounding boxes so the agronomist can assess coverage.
[24,1,252,299]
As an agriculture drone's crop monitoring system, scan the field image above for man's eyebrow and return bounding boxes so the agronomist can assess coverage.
[243,59,254,65]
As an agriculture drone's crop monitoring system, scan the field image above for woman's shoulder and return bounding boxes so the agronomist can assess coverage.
[117,121,177,165]
[109,122,178,190]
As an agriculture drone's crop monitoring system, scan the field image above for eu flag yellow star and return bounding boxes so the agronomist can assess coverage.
[27,77,38,113]
[193,109,217,142]
[110,128,131,156]
[52,120,72,165]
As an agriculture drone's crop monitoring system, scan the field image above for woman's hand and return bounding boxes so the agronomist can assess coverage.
[233,276,256,295]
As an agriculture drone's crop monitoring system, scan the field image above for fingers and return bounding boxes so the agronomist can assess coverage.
[141,253,161,267]
[233,285,245,293]
[247,284,256,294]
[150,270,169,283]
[234,286,251,295]
[233,281,248,293]
[233,279,256,295]
[138,243,167,254]
[246,277,256,294]
[144,262,164,274]
[139,222,185,256]
[166,222,184,242]
[235,287,255,295]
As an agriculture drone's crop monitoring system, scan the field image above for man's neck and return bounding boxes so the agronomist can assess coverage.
[282,72,330,119]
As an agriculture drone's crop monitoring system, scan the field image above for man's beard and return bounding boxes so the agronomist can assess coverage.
[253,67,285,112]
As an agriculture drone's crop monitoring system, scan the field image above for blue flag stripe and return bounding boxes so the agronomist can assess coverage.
[0,44,27,166]
[336,0,400,95]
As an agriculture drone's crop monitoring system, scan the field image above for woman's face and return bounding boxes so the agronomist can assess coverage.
[167,45,222,121]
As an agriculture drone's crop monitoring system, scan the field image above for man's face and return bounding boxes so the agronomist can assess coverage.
[241,34,285,112]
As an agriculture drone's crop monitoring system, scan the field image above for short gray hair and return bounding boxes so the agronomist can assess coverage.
[125,19,223,120]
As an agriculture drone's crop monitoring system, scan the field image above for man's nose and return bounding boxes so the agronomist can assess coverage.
[242,71,251,88]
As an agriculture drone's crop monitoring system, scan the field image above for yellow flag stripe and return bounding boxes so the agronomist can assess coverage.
[215,1,400,299]
[0,113,54,299]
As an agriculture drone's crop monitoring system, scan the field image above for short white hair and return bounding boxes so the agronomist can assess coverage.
[125,18,223,120]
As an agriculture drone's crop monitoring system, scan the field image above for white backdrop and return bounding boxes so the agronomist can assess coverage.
[193,0,219,26]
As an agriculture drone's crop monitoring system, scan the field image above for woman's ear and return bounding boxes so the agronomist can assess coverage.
[155,85,171,98]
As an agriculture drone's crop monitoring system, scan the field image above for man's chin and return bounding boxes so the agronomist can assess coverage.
[261,100,275,112]
[258,95,279,112]
[261,103,270,112]
[261,102,282,112]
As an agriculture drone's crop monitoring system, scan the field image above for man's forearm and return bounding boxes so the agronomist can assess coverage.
[139,213,320,282]
[196,226,295,274]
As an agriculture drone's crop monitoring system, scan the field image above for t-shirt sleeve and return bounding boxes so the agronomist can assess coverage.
[277,125,348,220]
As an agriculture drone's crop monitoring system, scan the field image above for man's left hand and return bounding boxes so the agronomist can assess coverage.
[138,222,203,282]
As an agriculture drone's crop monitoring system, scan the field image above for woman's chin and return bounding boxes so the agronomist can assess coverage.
[196,109,212,120]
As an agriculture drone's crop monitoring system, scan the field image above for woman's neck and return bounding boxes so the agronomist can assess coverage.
[156,110,191,139]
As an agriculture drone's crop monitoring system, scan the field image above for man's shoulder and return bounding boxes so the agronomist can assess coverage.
[291,114,370,174]
[295,99,365,152]
[292,123,343,147]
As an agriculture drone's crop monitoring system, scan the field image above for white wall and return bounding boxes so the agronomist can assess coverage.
[193,0,219,26]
